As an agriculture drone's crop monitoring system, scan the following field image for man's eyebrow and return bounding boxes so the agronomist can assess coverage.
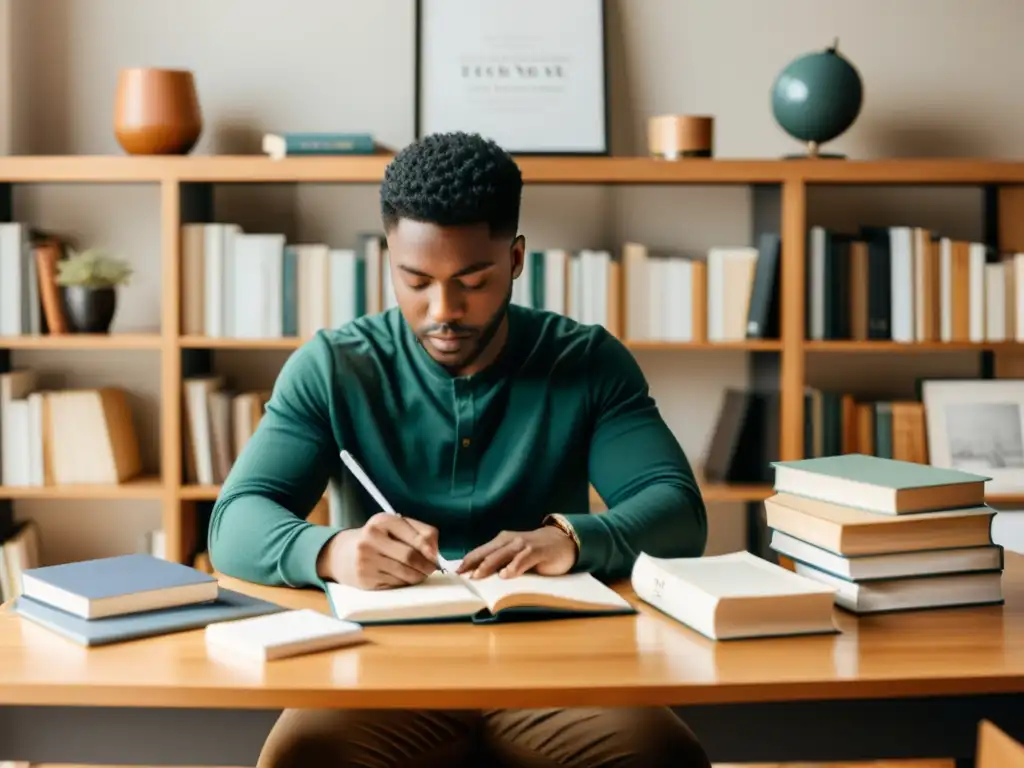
[398,261,496,278]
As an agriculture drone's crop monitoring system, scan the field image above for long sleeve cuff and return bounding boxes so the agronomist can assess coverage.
[283,522,346,588]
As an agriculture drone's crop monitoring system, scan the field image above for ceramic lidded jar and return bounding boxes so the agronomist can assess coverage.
[113,67,202,155]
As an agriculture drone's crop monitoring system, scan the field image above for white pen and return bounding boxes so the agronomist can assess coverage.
[339,450,453,574]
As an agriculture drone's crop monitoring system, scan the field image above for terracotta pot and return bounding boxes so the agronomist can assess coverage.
[113,68,202,155]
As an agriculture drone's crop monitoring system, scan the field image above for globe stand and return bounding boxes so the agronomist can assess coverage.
[782,140,847,160]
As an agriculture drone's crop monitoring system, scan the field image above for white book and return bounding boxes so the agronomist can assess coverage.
[543,248,567,315]
[205,609,365,662]
[940,237,953,341]
[328,248,358,327]
[325,564,633,625]
[0,223,23,336]
[986,263,1006,342]
[889,226,914,343]
[631,550,838,641]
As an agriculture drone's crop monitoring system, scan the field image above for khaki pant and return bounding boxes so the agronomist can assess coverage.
[257,706,711,767]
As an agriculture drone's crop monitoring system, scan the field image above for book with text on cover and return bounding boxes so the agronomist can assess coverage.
[325,563,634,625]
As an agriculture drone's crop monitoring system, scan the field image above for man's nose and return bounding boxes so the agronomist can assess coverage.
[429,284,465,325]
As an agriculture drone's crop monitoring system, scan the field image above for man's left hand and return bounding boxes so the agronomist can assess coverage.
[457,526,578,579]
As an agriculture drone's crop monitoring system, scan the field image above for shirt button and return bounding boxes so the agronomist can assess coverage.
[461,437,471,448]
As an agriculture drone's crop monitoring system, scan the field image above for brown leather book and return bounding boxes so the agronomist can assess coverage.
[34,239,68,334]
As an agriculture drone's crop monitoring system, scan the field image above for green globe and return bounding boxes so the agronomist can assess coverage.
[771,39,863,158]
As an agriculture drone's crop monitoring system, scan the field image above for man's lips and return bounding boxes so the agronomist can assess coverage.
[425,334,472,353]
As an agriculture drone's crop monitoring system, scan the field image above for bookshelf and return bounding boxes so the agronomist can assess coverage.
[1,154,1023,565]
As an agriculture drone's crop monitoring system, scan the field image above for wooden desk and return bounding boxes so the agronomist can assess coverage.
[3,556,1024,767]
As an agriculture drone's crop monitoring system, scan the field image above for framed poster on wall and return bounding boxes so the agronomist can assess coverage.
[415,0,609,155]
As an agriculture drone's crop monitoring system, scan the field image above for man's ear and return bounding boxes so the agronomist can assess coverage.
[510,235,526,279]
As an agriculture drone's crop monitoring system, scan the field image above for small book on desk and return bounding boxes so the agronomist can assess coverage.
[631,550,839,641]
[11,588,284,646]
[325,566,634,625]
[19,553,219,619]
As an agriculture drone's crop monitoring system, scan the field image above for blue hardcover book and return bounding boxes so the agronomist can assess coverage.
[20,553,220,619]
[12,587,285,647]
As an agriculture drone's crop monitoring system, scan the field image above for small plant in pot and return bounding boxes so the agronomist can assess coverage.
[55,248,133,333]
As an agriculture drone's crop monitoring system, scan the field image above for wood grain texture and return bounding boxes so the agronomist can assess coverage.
[1,553,1022,711]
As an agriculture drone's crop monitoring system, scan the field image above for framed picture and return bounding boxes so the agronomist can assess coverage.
[414,0,610,155]
[922,378,1024,494]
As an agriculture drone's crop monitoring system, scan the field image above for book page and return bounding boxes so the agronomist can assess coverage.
[469,571,631,613]
[325,571,485,622]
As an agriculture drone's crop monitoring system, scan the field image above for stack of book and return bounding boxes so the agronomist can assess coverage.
[764,453,1004,615]
[10,553,283,646]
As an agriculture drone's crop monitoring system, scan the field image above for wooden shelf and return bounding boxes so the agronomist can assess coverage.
[806,340,1024,352]
[179,484,221,501]
[3,155,1024,185]
[0,476,163,500]
[0,333,162,350]
[179,335,784,352]
[179,335,304,350]
[5,153,1023,565]
[187,482,774,506]
[626,339,782,351]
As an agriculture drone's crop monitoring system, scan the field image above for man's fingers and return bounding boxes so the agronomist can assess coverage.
[499,545,537,579]
[375,555,431,587]
[470,538,527,579]
[370,529,437,577]
[374,514,439,565]
[458,532,513,573]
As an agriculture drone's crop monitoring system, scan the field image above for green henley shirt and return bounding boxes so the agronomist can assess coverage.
[207,304,707,588]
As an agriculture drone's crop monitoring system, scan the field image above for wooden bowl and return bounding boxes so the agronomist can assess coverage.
[113,68,202,155]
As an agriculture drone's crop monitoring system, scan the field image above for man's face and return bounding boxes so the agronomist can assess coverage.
[386,218,524,375]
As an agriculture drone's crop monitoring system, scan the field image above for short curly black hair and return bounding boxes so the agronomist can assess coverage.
[380,132,523,239]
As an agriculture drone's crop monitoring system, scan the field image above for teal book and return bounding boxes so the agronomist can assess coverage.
[281,246,298,336]
[263,132,377,158]
[325,568,635,626]
[12,587,285,647]
[771,453,990,514]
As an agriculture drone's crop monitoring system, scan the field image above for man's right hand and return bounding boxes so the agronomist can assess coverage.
[318,512,440,590]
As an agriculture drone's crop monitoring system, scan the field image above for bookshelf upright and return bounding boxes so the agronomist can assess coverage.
[1,155,1023,564]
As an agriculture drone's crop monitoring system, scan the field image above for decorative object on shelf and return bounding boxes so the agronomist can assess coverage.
[647,115,714,159]
[921,378,1024,495]
[770,38,863,159]
[55,248,133,334]
[415,0,608,155]
[113,67,202,155]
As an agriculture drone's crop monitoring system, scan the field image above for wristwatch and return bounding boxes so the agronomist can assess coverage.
[543,513,581,557]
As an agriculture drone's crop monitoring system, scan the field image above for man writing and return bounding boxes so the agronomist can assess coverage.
[209,131,711,767]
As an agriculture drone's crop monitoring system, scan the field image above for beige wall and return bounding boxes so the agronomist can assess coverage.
[4,0,1014,564]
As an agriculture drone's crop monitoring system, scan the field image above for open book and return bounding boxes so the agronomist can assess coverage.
[325,563,635,625]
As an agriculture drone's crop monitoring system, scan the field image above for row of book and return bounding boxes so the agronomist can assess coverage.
[0,368,143,487]
[181,222,783,343]
[703,386,932,486]
[764,453,1003,618]
[183,375,269,486]
[808,223,1024,343]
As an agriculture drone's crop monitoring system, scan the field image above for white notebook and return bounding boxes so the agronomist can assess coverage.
[325,565,634,625]
[205,608,365,661]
